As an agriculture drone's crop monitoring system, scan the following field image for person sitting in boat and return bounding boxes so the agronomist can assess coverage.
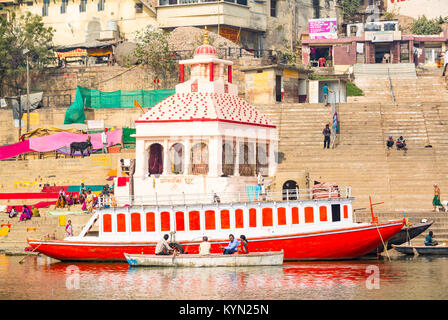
[238,235,249,254]
[424,231,438,246]
[220,234,239,255]
[199,236,211,255]
[155,234,174,255]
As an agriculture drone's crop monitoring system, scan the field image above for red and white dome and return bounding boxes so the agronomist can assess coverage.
[194,44,218,56]
[136,92,275,128]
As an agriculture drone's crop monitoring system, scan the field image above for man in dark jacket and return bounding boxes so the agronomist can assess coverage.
[323,124,331,149]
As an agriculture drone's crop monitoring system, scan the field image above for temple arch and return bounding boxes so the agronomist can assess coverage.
[222,141,234,176]
[170,143,184,174]
[191,142,209,175]
[148,143,163,175]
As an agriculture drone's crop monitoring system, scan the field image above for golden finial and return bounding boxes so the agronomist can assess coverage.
[203,26,209,45]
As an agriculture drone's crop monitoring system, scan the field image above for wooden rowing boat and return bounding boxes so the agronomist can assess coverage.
[124,251,284,267]
[365,220,434,255]
[392,244,448,256]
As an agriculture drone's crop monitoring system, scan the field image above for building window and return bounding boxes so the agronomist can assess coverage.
[98,0,105,11]
[270,0,276,17]
[80,0,87,13]
[42,0,50,17]
[60,0,68,14]
[135,3,143,13]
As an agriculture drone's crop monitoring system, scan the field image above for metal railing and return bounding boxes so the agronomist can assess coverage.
[97,187,352,208]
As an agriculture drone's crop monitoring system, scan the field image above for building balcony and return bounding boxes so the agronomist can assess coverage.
[156,0,266,32]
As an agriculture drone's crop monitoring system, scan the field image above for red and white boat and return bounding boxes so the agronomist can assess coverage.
[28,32,404,261]
[28,189,404,261]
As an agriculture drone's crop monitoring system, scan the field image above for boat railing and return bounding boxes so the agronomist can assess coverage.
[97,187,352,208]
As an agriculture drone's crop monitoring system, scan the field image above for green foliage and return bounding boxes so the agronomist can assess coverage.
[0,12,54,96]
[411,16,443,35]
[134,26,176,87]
[340,0,362,21]
[346,81,363,96]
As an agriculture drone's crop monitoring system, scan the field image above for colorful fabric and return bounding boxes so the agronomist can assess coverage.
[0,140,32,160]
[0,193,59,200]
[6,201,56,213]
[433,195,442,206]
[28,129,122,153]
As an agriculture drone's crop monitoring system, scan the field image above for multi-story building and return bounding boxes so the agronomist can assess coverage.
[0,0,339,52]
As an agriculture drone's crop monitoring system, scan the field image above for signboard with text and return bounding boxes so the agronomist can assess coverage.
[308,18,338,40]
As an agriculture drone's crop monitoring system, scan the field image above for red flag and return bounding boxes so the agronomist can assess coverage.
[134,100,144,113]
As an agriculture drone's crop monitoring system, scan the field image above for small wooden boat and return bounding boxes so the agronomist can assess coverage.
[124,251,284,267]
[392,244,448,256]
[366,220,434,255]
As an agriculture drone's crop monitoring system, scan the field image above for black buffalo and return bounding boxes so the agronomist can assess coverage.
[70,137,92,158]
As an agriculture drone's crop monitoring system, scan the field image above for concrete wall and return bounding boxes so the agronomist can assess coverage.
[3,0,157,45]
[387,0,448,20]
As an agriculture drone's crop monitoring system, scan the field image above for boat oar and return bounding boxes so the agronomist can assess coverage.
[18,243,42,264]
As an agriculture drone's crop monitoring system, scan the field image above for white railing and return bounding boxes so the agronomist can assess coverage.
[96,187,352,208]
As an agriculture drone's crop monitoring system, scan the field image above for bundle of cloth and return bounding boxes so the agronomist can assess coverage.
[312,182,341,199]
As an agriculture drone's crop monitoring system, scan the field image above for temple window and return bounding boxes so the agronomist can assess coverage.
[191,142,209,175]
[239,142,254,176]
[148,143,163,175]
[170,143,184,174]
[222,141,234,176]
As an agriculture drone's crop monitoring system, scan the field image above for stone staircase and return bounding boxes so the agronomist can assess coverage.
[256,102,448,214]
[0,211,91,252]
[353,63,417,79]
[351,64,448,104]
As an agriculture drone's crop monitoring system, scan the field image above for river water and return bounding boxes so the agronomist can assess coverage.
[1,254,447,300]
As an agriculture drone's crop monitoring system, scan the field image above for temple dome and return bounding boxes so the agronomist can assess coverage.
[194,44,218,56]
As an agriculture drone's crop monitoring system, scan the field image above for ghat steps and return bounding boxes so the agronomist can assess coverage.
[256,101,448,212]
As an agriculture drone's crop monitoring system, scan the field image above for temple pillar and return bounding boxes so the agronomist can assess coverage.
[268,140,277,177]
[184,137,191,175]
[162,139,169,175]
[234,137,241,176]
[228,65,232,83]
[134,139,147,178]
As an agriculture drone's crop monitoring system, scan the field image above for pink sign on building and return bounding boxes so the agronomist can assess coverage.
[308,18,338,39]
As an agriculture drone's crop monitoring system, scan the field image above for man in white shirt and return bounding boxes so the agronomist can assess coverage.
[101,128,108,153]
[155,234,173,255]
[198,236,211,255]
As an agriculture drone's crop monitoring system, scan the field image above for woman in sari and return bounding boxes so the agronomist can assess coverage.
[65,193,74,207]
[65,220,73,237]
[85,189,95,213]
[19,205,32,222]
[56,188,66,208]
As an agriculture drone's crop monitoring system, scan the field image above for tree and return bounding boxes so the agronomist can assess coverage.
[133,26,176,88]
[339,0,362,22]
[411,16,443,35]
[0,12,54,96]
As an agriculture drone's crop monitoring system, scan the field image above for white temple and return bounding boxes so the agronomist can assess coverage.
[116,31,278,204]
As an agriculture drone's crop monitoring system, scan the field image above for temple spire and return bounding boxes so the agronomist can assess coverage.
[203,26,209,45]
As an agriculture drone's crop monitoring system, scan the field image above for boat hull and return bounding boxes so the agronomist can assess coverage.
[124,252,284,267]
[28,219,404,261]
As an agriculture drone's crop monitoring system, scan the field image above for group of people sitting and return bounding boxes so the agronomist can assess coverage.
[386,136,407,151]
[56,188,75,209]
[8,205,40,221]
[155,234,249,256]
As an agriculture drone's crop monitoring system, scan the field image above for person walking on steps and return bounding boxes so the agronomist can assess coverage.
[323,124,331,149]
[433,184,443,212]
[323,83,334,106]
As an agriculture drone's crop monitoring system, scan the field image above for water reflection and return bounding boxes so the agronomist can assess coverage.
[1,254,447,300]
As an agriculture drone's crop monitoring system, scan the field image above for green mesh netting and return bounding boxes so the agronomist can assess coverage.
[64,87,86,124]
[64,86,175,124]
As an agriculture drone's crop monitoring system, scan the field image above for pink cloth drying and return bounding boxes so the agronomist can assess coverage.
[28,129,123,152]
[0,140,32,160]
